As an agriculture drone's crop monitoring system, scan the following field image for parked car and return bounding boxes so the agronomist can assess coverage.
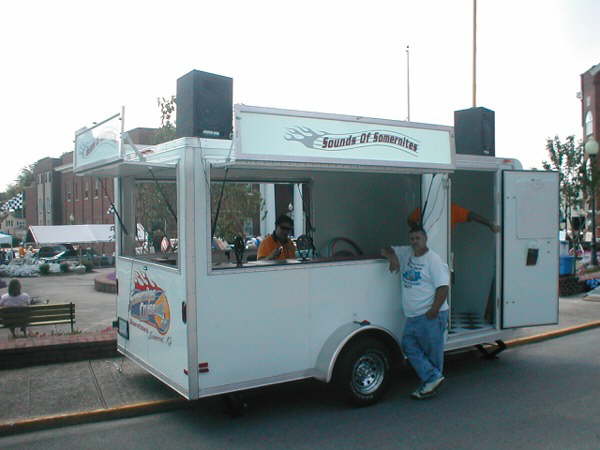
[37,244,78,262]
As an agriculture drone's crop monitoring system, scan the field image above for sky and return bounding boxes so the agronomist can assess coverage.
[1,0,599,191]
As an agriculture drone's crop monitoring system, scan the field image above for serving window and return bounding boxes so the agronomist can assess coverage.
[209,167,421,271]
[119,165,179,268]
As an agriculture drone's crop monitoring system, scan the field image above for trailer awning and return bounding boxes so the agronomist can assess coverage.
[74,161,176,178]
[29,225,115,245]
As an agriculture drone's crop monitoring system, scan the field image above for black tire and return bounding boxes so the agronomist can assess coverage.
[334,337,391,406]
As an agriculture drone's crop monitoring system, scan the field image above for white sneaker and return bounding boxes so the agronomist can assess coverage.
[410,385,424,399]
[420,376,445,395]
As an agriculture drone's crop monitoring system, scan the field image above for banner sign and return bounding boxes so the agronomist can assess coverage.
[235,105,454,170]
[74,112,122,173]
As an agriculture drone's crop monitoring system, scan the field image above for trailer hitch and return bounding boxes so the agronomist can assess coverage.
[476,340,507,359]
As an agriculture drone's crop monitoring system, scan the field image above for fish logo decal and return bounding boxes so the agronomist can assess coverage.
[129,272,171,335]
[284,127,419,154]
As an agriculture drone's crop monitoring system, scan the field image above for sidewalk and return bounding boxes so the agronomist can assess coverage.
[1,293,600,435]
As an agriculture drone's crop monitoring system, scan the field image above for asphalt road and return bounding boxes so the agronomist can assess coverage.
[3,328,600,449]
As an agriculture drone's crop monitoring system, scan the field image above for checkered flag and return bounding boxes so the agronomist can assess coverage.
[1,192,23,212]
[107,205,115,215]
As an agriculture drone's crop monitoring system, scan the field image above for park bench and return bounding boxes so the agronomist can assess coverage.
[0,303,75,334]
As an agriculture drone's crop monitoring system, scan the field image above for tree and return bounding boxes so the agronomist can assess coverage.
[0,163,35,203]
[154,96,176,144]
[542,135,598,238]
[210,183,263,242]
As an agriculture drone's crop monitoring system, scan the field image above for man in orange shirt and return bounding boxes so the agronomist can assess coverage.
[408,203,500,233]
[257,215,297,260]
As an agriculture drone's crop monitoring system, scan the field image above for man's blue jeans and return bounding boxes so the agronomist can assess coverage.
[401,310,449,384]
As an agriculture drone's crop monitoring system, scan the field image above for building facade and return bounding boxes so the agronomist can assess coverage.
[0,212,27,240]
[581,64,600,240]
[581,64,600,142]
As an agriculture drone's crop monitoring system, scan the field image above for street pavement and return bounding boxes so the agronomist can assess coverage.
[0,290,599,435]
[2,327,600,449]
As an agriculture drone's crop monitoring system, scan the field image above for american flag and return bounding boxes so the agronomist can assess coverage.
[0,192,23,212]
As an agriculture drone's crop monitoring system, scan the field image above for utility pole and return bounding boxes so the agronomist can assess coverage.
[472,0,477,107]
[406,45,411,121]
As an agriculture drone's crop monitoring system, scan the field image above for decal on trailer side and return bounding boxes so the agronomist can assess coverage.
[129,271,172,337]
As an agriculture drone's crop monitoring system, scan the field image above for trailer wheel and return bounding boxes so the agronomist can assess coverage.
[335,337,391,406]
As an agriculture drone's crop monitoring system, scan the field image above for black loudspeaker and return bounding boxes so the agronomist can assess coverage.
[176,70,233,140]
[454,107,495,156]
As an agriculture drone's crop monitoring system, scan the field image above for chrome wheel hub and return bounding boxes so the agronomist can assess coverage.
[352,352,385,395]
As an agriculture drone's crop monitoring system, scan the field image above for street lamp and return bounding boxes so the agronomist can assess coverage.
[585,137,599,266]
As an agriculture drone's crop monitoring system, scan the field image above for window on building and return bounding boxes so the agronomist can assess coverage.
[75,183,79,201]
[94,179,100,198]
[586,111,594,137]
[84,181,89,200]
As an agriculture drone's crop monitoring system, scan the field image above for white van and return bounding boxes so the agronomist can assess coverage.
[74,105,558,406]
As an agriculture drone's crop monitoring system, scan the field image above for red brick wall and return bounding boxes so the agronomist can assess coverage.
[24,185,37,227]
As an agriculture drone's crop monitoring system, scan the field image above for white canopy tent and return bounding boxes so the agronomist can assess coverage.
[28,224,115,245]
[0,232,12,246]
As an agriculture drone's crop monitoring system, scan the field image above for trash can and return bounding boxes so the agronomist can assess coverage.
[559,255,575,276]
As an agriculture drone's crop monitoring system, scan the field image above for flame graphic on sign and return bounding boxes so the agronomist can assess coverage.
[129,271,171,335]
[284,127,327,149]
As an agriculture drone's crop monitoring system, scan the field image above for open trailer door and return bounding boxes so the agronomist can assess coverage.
[502,171,559,328]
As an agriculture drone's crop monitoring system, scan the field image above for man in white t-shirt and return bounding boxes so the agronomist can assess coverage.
[381,227,450,399]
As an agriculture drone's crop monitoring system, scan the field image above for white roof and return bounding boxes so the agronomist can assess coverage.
[29,224,115,245]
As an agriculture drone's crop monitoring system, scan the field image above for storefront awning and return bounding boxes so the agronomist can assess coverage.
[29,225,115,245]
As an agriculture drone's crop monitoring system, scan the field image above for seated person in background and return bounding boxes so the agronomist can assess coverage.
[408,203,500,233]
[0,279,31,337]
[257,215,297,261]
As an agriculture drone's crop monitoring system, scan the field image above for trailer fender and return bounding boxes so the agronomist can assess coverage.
[314,322,401,383]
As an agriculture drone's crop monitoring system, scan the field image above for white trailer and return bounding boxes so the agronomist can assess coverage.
[74,105,559,406]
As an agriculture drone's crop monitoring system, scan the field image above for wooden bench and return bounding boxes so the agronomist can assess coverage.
[0,303,75,333]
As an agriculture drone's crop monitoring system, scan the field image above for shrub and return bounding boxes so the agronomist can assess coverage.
[83,262,93,273]
[60,262,70,273]
[39,263,50,275]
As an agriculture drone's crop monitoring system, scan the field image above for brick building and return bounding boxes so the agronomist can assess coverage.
[582,64,600,143]
[581,64,600,239]
[24,152,116,228]
[22,127,163,250]
[55,152,116,226]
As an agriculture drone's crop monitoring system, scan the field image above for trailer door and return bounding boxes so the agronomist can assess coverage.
[502,170,559,328]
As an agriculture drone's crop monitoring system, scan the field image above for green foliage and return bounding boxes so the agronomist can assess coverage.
[0,163,36,202]
[211,183,263,242]
[39,264,50,275]
[59,262,70,273]
[83,262,93,273]
[136,182,178,245]
[154,96,177,144]
[130,96,178,244]
[542,135,597,229]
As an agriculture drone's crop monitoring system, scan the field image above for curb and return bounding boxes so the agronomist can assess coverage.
[0,337,117,370]
[0,398,191,437]
[2,321,600,437]
[504,320,600,347]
